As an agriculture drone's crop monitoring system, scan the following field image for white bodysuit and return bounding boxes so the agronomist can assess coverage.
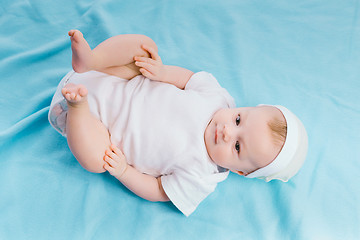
[49,70,235,216]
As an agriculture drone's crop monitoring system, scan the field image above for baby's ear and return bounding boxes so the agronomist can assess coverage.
[231,170,247,176]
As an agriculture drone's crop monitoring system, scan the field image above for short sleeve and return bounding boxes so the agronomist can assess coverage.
[161,170,229,217]
[185,71,222,92]
[185,71,236,108]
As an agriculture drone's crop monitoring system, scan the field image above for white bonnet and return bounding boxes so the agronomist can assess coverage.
[245,105,308,182]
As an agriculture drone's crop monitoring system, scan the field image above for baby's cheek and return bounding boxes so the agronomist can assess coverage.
[211,146,226,166]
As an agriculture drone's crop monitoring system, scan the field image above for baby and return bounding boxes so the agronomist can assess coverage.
[49,30,308,216]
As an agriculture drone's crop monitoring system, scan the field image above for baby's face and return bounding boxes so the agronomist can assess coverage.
[204,106,283,175]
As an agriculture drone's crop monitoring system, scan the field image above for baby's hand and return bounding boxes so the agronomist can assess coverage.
[134,45,166,82]
[103,144,128,179]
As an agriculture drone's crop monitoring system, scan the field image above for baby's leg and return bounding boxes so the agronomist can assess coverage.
[69,30,157,80]
[62,83,110,173]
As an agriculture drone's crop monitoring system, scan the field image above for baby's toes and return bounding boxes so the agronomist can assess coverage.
[69,30,83,42]
[77,85,88,97]
[63,91,74,102]
[64,92,72,101]
[61,87,67,96]
[74,94,83,102]
[70,92,77,100]
[62,83,87,104]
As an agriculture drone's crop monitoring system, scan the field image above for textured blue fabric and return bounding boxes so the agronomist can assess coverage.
[1,0,359,239]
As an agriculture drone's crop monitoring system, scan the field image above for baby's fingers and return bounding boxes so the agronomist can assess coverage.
[134,61,157,75]
[139,68,155,80]
[105,149,118,161]
[134,61,151,69]
[141,45,161,61]
[104,155,118,167]
[103,162,116,175]
[134,56,156,65]
[110,144,125,158]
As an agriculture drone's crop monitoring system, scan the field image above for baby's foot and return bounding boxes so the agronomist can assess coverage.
[61,83,88,107]
[68,30,94,73]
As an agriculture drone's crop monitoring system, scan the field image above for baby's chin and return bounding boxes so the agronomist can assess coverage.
[203,122,213,149]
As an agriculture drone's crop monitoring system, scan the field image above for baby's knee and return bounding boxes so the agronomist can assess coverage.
[81,159,106,173]
[139,35,158,52]
[73,150,107,173]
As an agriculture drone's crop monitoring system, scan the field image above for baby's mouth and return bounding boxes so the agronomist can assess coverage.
[215,125,218,144]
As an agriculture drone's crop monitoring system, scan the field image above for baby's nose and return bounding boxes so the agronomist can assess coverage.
[222,124,232,142]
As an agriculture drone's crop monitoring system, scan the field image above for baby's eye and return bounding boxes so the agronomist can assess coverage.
[236,114,241,126]
[235,141,240,153]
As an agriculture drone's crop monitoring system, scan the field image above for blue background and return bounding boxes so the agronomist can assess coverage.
[0,0,359,239]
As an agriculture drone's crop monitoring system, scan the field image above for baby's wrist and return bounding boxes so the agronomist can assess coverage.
[159,65,168,82]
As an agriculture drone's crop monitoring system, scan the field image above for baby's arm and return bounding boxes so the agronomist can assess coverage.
[103,144,169,202]
[134,45,193,90]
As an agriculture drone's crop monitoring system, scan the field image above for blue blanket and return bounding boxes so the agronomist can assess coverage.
[1,0,359,239]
